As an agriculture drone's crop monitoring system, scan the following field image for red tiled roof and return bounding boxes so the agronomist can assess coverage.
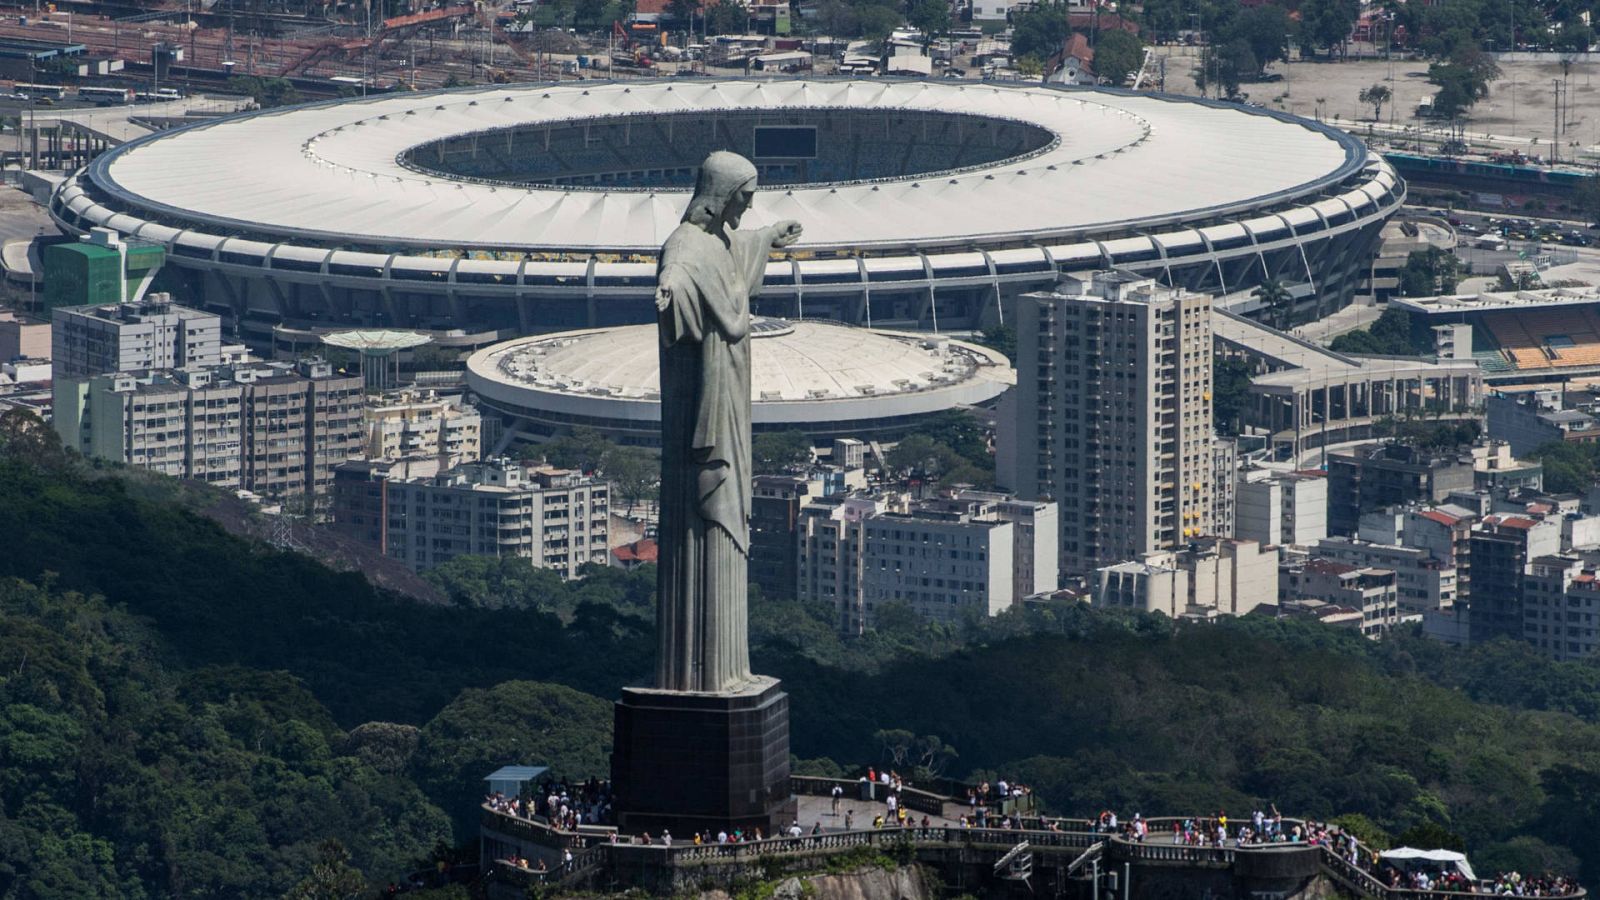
[1418,510,1460,527]
[612,538,659,563]
[1490,515,1538,530]
[1304,558,1358,575]
[1062,32,1093,64]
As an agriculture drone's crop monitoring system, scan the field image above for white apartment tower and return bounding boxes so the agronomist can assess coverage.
[51,294,222,379]
[1010,270,1216,578]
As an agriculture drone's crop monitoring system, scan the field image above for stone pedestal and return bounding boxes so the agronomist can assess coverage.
[611,676,794,836]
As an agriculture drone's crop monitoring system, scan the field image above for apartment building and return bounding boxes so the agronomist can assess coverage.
[797,491,1059,633]
[1281,558,1400,638]
[1523,556,1600,661]
[1468,511,1562,644]
[1010,270,1215,577]
[53,358,363,498]
[1312,536,1458,614]
[382,459,610,577]
[362,389,482,464]
[1326,444,1475,536]
[0,311,49,362]
[1094,537,1277,619]
[51,294,222,378]
[1235,467,1329,548]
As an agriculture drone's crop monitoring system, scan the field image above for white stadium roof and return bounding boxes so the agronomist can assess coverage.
[89,79,1358,253]
[467,318,1015,426]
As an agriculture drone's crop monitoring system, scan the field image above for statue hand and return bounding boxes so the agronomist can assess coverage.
[770,221,803,249]
[655,284,672,313]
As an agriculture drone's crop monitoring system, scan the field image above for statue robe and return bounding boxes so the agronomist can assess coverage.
[654,221,773,694]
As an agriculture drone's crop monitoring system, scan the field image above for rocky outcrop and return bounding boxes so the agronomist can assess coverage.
[696,865,936,900]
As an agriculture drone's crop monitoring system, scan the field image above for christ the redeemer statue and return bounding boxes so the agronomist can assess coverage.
[652,151,802,694]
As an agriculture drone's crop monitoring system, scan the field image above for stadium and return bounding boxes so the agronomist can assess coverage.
[466,317,1015,447]
[1392,287,1600,384]
[51,78,1404,342]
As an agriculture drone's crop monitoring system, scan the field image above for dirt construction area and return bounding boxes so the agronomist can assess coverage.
[1152,47,1600,158]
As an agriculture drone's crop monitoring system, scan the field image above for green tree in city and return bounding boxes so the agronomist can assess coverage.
[753,429,814,474]
[1229,3,1292,74]
[539,426,614,473]
[1575,176,1600,227]
[1093,29,1144,87]
[705,0,747,35]
[1426,44,1500,120]
[908,0,950,44]
[1253,277,1293,331]
[1010,0,1071,61]
[1397,247,1462,297]
[228,75,302,108]
[1328,308,1430,356]
[1359,83,1392,121]
[857,4,902,43]
[1298,0,1358,57]
[1211,356,1254,436]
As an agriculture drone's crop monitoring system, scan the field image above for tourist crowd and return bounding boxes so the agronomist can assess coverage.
[485,776,614,832]
[488,780,1581,898]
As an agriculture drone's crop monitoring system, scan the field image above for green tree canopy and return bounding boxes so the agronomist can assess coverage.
[753,429,814,474]
[412,681,613,838]
[1093,29,1144,86]
[1011,0,1071,61]
[1359,83,1393,121]
[1398,247,1463,297]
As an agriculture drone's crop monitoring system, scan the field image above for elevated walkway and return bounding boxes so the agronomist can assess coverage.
[479,777,1586,900]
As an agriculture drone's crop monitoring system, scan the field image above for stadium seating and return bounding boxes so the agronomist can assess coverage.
[1482,307,1600,370]
[406,109,1055,188]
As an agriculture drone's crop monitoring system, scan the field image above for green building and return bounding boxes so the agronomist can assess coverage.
[42,237,165,312]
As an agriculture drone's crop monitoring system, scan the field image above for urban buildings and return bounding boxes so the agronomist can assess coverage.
[51,294,222,379]
[52,358,363,498]
[1469,512,1561,645]
[361,389,482,465]
[1326,444,1476,536]
[1010,270,1216,578]
[1280,557,1401,637]
[1235,467,1329,548]
[1472,441,1544,494]
[797,490,1058,633]
[1094,537,1277,619]
[375,459,610,576]
[1523,556,1600,661]
[1486,388,1600,457]
[0,311,49,362]
[41,228,165,313]
[1312,536,1458,615]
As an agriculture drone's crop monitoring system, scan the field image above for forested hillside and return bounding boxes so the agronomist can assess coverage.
[3,410,1600,896]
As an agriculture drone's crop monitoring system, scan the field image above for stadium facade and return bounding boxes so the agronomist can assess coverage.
[51,78,1403,340]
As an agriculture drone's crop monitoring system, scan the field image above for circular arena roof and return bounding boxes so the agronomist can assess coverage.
[82,78,1363,255]
[466,319,1015,431]
[320,329,432,353]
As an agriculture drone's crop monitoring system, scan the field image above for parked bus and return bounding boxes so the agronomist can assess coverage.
[78,85,133,105]
[14,83,67,100]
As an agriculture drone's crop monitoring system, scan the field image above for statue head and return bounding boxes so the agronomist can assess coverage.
[683,151,759,231]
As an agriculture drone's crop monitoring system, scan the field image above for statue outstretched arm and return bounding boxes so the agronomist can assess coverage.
[656,263,703,347]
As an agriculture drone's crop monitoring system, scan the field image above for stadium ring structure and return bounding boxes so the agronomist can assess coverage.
[466,317,1016,447]
[51,78,1404,341]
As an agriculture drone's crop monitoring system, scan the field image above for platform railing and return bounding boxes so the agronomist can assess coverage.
[483,803,1586,899]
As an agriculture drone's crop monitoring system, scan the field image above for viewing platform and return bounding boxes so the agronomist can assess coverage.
[477,776,1586,899]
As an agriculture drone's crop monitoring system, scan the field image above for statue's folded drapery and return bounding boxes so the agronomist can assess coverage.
[653,198,777,694]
